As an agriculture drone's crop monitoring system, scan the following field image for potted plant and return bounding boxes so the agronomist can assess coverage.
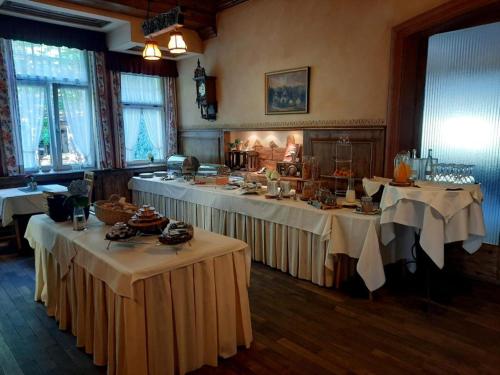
[234,139,242,151]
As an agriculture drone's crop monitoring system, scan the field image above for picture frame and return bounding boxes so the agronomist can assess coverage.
[265,67,310,115]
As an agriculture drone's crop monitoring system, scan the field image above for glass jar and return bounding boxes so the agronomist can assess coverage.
[393,151,411,183]
[301,181,315,200]
[345,177,356,203]
[73,206,87,231]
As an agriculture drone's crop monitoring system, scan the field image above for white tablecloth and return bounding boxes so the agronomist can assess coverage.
[26,214,253,375]
[0,184,67,226]
[379,183,485,268]
[130,177,399,292]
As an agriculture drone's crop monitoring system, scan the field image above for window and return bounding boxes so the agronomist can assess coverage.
[421,22,500,245]
[120,73,166,163]
[11,40,95,171]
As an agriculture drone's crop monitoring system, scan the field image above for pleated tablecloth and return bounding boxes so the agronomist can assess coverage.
[129,177,400,292]
[26,214,253,375]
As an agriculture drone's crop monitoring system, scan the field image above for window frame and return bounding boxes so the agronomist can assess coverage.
[120,72,167,165]
[12,41,96,172]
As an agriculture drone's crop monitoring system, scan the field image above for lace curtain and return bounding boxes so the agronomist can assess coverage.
[17,85,46,170]
[60,87,93,166]
[11,40,88,83]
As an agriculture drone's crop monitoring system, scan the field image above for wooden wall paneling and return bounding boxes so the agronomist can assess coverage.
[179,129,224,164]
[303,127,385,178]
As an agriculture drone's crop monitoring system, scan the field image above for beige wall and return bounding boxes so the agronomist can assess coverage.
[177,0,449,129]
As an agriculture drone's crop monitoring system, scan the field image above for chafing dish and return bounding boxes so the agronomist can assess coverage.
[197,163,231,176]
[166,154,200,176]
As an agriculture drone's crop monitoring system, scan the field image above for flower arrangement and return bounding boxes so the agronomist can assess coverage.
[66,180,89,208]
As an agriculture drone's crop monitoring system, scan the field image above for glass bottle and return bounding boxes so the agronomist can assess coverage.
[73,206,87,231]
[410,148,419,181]
[345,177,356,203]
[424,148,434,181]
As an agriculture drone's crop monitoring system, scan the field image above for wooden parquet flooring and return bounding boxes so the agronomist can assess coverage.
[1,254,500,374]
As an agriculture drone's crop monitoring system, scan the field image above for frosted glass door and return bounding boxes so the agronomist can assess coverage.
[421,22,500,245]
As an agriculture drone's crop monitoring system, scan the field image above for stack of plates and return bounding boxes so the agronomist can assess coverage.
[154,171,168,178]
[139,173,154,178]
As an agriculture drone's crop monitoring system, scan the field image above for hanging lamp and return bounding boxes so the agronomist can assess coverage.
[143,39,162,60]
[142,0,162,60]
[168,29,187,54]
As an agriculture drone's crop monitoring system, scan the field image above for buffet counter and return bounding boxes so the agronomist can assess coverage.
[129,177,398,292]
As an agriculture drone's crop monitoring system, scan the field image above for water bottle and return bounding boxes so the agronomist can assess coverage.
[410,148,419,181]
[424,148,434,181]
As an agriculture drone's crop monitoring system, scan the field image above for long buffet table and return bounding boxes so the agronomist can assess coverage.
[129,177,486,292]
[129,177,400,292]
[26,214,252,375]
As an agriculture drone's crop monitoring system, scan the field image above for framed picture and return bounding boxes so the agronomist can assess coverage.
[265,67,309,115]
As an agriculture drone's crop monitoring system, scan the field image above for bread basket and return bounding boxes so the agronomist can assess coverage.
[94,195,137,225]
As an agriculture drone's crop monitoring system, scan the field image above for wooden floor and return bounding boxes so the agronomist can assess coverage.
[1,253,500,375]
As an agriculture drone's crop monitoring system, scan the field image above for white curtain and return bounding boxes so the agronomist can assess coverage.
[121,74,163,105]
[17,85,46,170]
[143,108,164,159]
[123,108,142,161]
[60,88,93,166]
[11,40,88,83]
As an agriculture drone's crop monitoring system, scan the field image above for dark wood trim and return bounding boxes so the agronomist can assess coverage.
[385,0,500,174]
[179,129,224,164]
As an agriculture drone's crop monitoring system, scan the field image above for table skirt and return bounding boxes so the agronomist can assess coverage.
[133,191,356,288]
[34,243,253,375]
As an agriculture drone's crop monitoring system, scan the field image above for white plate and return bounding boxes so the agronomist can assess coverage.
[154,171,168,177]
[139,173,154,178]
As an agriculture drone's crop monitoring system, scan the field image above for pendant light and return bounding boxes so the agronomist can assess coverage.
[143,0,162,60]
[143,39,162,60]
[168,28,187,54]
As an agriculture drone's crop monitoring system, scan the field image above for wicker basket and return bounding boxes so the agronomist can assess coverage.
[94,200,136,225]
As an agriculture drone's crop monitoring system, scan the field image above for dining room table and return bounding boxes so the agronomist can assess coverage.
[363,177,486,271]
[25,214,253,375]
[0,184,67,249]
[129,177,402,292]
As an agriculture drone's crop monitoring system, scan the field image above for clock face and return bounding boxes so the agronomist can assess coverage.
[198,82,206,96]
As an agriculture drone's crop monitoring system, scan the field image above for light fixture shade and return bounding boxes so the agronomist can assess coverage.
[168,31,187,54]
[143,40,162,60]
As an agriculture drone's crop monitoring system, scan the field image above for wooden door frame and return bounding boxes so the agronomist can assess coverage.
[385,0,500,175]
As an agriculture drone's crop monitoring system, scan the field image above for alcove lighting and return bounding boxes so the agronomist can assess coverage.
[168,29,187,54]
[143,39,162,60]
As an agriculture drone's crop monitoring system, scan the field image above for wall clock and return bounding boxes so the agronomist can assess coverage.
[193,59,217,121]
